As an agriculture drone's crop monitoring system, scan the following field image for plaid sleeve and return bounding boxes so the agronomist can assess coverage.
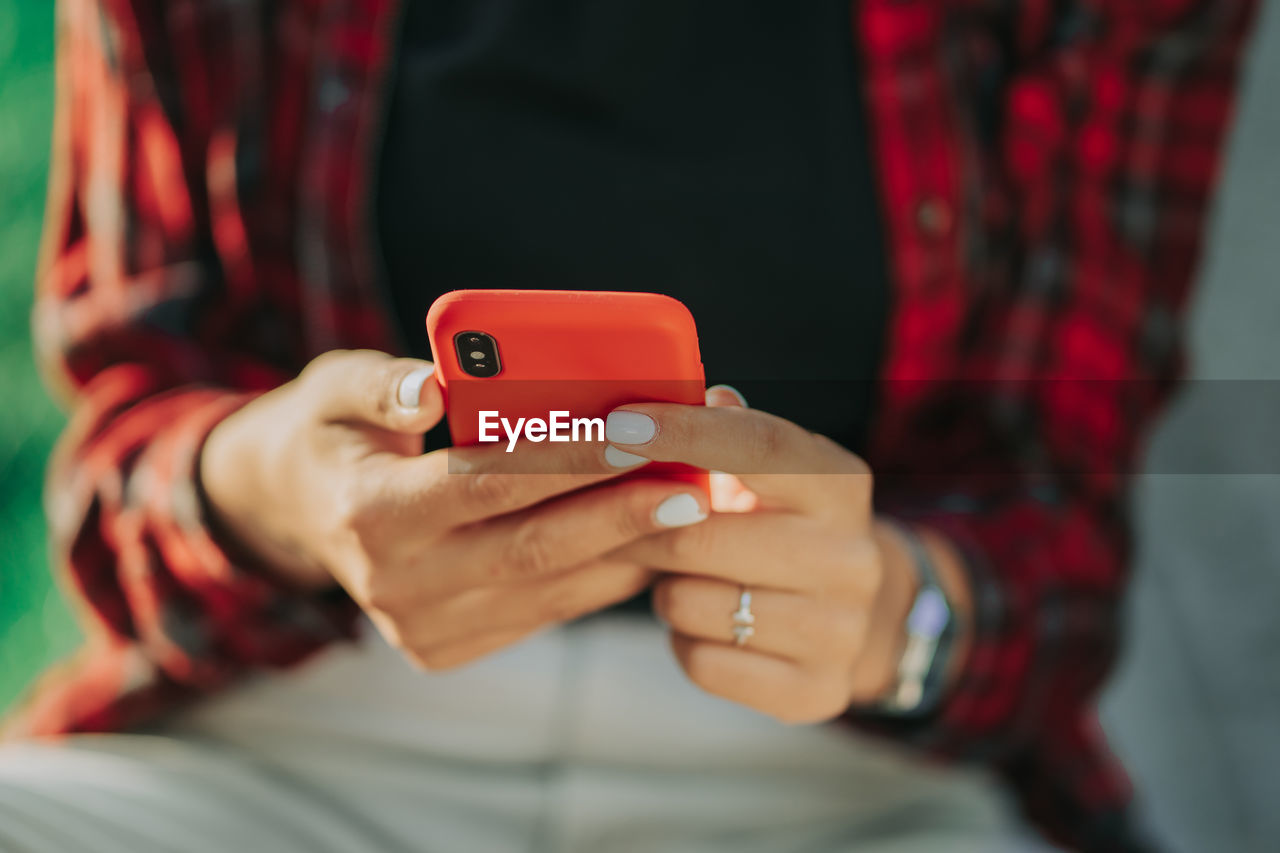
[8,0,357,738]
[849,0,1258,847]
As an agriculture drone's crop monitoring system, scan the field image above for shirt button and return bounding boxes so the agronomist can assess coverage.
[320,74,350,113]
[915,196,954,238]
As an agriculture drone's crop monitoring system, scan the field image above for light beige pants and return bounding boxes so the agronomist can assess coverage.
[0,613,1048,852]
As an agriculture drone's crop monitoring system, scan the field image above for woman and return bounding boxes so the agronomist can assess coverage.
[0,0,1259,850]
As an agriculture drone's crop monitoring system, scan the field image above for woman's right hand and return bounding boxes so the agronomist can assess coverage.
[198,349,709,670]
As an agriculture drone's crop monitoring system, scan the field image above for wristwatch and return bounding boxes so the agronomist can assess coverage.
[873,523,958,717]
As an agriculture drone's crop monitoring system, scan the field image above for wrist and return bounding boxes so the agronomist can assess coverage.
[852,521,922,700]
[197,403,335,591]
[859,519,973,714]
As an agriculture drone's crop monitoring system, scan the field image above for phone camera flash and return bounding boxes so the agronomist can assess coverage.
[470,351,486,359]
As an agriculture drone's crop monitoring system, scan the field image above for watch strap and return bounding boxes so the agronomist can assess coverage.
[873,523,956,716]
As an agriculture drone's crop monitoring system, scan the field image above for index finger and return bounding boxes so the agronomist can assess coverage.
[367,427,654,525]
[603,404,870,516]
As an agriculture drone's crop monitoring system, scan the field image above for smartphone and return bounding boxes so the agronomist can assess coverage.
[425,289,707,489]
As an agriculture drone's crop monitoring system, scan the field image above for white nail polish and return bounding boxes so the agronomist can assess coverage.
[606,411,656,444]
[706,384,748,407]
[396,366,435,410]
[654,493,707,528]
[605,445,648,468]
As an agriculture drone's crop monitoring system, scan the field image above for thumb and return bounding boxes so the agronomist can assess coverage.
[312,350,444,434]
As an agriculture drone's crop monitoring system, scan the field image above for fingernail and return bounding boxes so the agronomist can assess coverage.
[706,384,748,407]
[654,493,707,528]
[396,365,436,410]
[605,445,649,468]
[606,411,656,445]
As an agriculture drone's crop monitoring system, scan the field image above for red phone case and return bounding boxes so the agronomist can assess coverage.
[426,289,707,489]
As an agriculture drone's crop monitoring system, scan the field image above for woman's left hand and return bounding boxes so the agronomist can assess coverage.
[606,387,952,724]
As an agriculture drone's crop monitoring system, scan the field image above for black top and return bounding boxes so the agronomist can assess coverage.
[376,0,890,457]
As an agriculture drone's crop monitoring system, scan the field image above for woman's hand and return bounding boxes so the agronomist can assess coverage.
[199,349,710,671]
[607,388,972,724]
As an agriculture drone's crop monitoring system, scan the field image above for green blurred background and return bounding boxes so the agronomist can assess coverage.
[0,0,78,716]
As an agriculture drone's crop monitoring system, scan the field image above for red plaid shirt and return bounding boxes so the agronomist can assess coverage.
[8,0,1258,849]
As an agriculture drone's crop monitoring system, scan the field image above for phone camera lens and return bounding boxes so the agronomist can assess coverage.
[454,331,501,378]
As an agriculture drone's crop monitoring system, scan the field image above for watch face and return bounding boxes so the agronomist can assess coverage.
[907,586,950,638]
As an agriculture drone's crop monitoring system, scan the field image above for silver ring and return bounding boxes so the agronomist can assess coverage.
[731,587,755,647]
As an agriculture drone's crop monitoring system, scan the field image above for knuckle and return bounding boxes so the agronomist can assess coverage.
[333,483,390,558]
[338,548,382,605]
[619,488,663,538]
[815,684,855,721]
[330,478,368,532]
[304,348,352,379]
[505,521,558,578]
[354,563,415,620]
[360,575,400,613]
[743,416,787,465]
[845,451,873,481]
[839,466,874,508]
[465,472,517,510]
[416,646,472,672]
[812,432,862,466]
[774,689,847,726]
[856,536,887,598]
[659,408,696,448]
[771,704,812,726]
